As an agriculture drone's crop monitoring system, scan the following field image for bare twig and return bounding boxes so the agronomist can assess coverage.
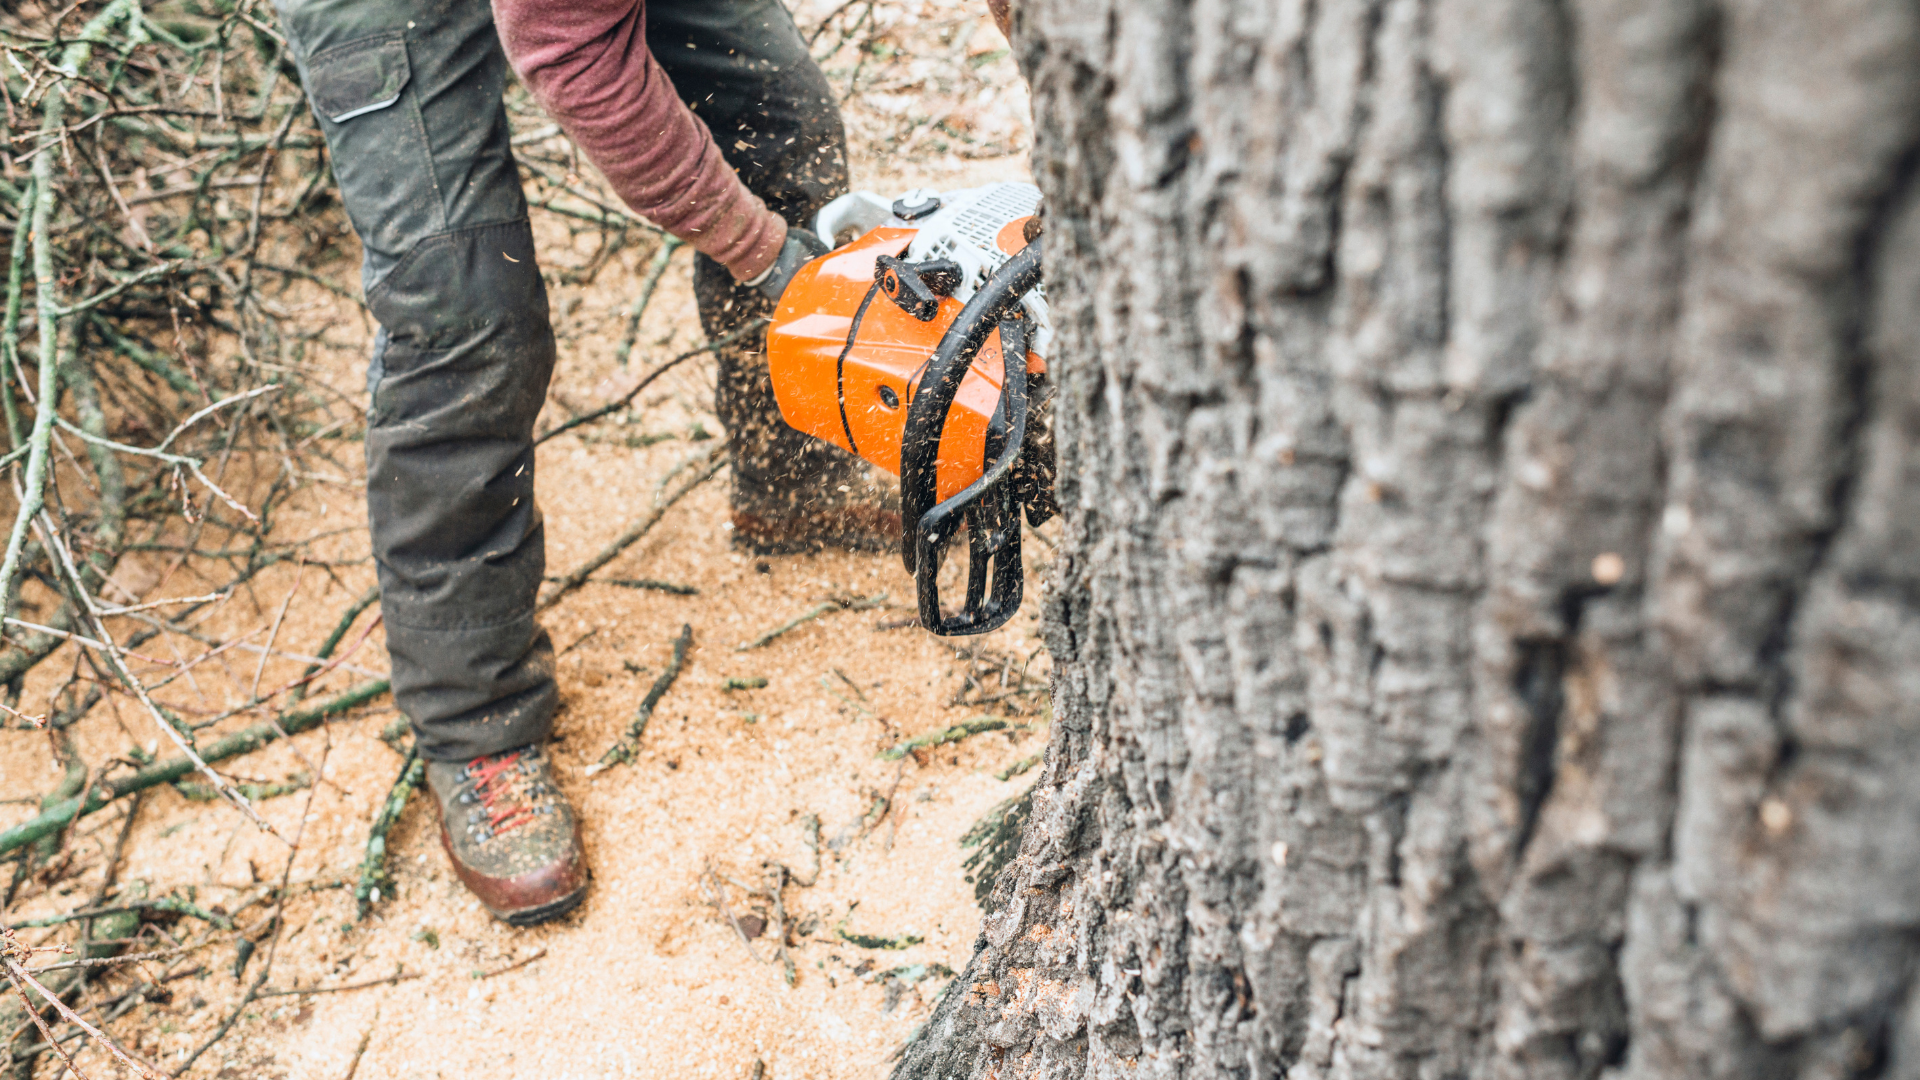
[736,594,889,652]
[534,320,767,446]
[614,238,683,367]
[589,624,693,773]
[476,949,546,980]
[537,447,725,611]
[254,969,420,999]
[700,869,765,964]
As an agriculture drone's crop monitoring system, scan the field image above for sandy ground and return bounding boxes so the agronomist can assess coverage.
[0,3,1048,1076]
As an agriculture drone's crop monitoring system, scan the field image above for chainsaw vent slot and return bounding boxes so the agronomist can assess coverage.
[878,385,900,409]
[914,185,1042,275]
[948,185,1042,251]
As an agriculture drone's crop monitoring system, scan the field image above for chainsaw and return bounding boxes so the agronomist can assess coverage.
[766,182,1056,636]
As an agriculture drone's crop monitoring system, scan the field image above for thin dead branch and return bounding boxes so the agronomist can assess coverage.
[589,623,693,773]
[736,593,889,652]
[537,447,725,611]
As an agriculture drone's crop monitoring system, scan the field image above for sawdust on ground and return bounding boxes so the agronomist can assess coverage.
[0,3,1048,1076]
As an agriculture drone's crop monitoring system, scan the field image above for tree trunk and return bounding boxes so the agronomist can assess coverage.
[896,0,1920,1076]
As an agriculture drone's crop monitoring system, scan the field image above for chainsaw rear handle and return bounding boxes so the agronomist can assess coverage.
[899,240,1043,635]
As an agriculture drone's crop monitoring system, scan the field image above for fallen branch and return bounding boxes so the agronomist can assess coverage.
[476,948,546,980]
[835,920,925,950]
[588,624,693,773]
[6,896,236,933]
[995,753,1043,781]
[601,578,698,596]
[24,936,218,974]
[613,239,683,367]
[355,748,424,919]
[254,969,419,999]
[174,772,310,802]
[534,320,767,447]
[0,55,76,619]
[542,575,697,596]
[536,448,724,612]
[0,679,391,858]
[736,593,888,652]
[879,716,1011,761]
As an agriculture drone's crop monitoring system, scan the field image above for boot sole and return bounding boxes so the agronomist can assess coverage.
[435,817,590,928]
[498,884,587,927]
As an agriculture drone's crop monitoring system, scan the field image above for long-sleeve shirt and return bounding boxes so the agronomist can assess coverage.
[491,0,787,279]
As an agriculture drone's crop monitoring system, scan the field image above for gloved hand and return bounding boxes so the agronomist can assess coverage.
[750,226,831,302]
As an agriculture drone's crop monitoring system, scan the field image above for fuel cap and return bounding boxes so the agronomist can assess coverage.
[892,190,943,221]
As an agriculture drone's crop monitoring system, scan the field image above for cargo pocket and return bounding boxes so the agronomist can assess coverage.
[301,32,437,289]
[307,34,410,123]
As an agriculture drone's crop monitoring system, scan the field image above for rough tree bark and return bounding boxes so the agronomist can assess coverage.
[896,0,1920,1076]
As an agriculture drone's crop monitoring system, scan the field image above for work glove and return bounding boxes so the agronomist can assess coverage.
[750,226,831,302]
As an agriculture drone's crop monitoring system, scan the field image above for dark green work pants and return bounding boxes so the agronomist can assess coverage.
[273,0,856,761]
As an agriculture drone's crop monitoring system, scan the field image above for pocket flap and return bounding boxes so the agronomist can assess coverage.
[307,35,410,123]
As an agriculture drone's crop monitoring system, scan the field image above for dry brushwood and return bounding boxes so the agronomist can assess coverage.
[3,926,162,1078]
[0,0,391,953]
[0,678,388,859]
[0,906,136,1071]
[944,642,1048,713]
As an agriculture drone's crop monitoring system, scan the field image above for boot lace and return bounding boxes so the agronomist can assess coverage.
[464,750,539,839]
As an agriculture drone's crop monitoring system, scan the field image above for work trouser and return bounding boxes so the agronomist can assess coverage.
[275,0,868,761]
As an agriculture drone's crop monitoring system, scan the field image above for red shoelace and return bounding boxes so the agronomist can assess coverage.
[468,751,535,835]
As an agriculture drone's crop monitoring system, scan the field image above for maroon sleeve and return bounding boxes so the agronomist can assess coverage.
[492,0,787,280]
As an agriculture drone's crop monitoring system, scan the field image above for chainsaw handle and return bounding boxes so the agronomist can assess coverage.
[913,317,1032,634]
[898,239,1043,576]
[899,239,1042,636]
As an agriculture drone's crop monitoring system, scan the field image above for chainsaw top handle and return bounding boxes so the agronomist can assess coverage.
[898,239,1043,635]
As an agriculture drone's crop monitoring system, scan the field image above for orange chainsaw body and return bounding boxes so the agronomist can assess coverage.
[767,226,1042,505]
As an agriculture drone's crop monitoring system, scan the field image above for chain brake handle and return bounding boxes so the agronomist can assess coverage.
[898,241,1042,636]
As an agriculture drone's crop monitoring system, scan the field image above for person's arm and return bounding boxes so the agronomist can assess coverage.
[491,0,787,282]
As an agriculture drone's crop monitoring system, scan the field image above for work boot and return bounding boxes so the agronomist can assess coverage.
[426,745,587,926]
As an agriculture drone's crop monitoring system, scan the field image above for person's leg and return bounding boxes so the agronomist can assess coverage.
[275,0,587,925]
[647,0,901,553]
[273,0,556,763]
